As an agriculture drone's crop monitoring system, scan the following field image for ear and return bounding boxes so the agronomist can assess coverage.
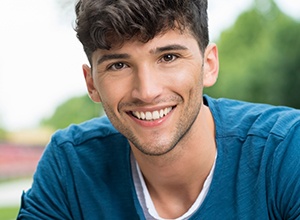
[203,43,219,88]
[82,64,101,103]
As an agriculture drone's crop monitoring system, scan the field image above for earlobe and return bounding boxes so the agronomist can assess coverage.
[82,64,101,103]
[203,44,219,88]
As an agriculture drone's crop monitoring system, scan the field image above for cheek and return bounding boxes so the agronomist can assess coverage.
[168,66,203,90]
[96,77,131,108]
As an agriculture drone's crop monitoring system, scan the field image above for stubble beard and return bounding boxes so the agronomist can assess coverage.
[102,93,203,157]
[129,103,201,157]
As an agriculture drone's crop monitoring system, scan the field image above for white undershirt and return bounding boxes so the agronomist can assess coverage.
[131,153,217,220]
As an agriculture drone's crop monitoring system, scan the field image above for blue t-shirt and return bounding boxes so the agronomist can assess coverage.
[18,96,300,219]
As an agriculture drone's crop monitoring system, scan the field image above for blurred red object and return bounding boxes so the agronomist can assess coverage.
[0,143,44,180]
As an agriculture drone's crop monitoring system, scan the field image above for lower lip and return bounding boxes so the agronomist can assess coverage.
[129,109,173,128]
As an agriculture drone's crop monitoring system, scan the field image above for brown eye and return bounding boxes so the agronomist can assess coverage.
[109,62,127,71]
[161,54,178,63]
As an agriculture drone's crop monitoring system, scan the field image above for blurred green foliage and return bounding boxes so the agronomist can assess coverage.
[0,127,7,141]
[41,95,104,130]
[0,206,19,220]
[205,1,300,108]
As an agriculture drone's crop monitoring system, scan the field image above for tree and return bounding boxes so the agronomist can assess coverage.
[41,95,104,129]
[205,0,300,108]
[0,127,7,141]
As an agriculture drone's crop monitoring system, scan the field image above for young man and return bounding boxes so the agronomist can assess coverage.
[18,0,300,219]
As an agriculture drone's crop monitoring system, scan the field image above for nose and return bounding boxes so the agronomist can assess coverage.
[131,64,163,103]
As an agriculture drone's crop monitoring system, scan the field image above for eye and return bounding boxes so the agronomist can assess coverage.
[108,62,128,71]
[161,54,178,63]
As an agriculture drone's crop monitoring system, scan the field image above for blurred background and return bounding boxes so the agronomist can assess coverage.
[0,0,299,219]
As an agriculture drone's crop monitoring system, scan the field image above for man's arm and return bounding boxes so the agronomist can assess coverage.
[17,140,71,219]
[273,122,300,219]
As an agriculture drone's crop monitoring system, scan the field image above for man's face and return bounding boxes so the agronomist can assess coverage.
[84,29,217,156]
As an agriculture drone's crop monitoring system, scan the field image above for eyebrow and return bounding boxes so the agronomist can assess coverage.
[151,44,188,54]
[97,53,130,65]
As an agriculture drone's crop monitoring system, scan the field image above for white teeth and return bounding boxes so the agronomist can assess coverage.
[132,107,172,121]
[153,111,160,120]
[160,109,164,118]
[135,112,140,119]
[146,112,152,120]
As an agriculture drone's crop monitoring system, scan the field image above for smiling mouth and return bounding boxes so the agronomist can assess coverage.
[131,107,173,121]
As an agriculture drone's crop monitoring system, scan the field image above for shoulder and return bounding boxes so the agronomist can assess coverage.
[41,116,129,173]
[204,96,300,218]
[50,116,125,147]
[204,95,300,139]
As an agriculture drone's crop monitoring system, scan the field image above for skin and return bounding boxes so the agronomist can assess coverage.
[83,28,219,218]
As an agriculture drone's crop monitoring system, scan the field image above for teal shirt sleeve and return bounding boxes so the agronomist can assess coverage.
[17,117,144,220]
[272,121,300,219]
[17,139,72,219]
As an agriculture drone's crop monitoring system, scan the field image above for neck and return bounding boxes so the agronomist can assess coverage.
[131,105,216,218]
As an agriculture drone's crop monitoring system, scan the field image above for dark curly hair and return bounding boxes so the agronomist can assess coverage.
[75,0,209,64]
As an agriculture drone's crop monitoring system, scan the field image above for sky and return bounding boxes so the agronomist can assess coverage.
[0,0,300,131]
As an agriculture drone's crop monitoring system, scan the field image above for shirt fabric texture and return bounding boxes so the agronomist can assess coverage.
[17,95,300,219]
